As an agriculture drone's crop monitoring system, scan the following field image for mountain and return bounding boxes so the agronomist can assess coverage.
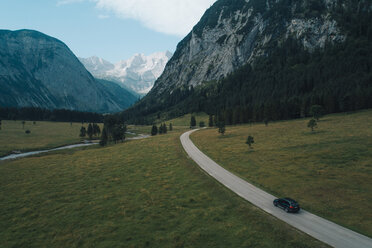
[123,0,372,124]
[80,51,172,95]
[0,29,138,113]
[79,56,115,76]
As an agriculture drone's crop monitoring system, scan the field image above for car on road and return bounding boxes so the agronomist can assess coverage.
[273,198,300,213]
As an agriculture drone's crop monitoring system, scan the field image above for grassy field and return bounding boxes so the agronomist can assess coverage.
[0,128,328,247]
[0,121,101,157]
[162,112,209,127]
[191,110,372,237]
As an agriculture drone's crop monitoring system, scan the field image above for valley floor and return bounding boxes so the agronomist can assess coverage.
[0,127,327,247]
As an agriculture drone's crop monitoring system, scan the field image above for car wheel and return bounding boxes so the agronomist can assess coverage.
[274,202,278,207]
[285,208,289,213]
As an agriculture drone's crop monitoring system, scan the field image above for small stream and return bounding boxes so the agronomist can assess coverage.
[0,142,98,161]
[0,133,151,162]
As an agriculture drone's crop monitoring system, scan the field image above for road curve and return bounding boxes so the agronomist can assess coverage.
[180,129,372,248]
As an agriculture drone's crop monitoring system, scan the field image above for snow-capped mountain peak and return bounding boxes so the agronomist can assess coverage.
[80,51,172,95]
[79,56,114,76]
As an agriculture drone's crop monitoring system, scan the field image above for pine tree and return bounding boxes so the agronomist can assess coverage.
[93,123,101,137]
[190,115,196,127]
[96,124,101,136]
[218,121,225,135]
[307,119,317,132]
[163,123,167,134]
[169,123,173,131]
[213,115,218,127]
[112,124,126,143]
[79,126,86,138]
[87,123,94,139]
[100,128,108,146]
[159,124,163,134]
[310,105,324,120]
[246,136,254,149]
[22,120,25,129]
[151,125,158,136]
[208,115,214,127]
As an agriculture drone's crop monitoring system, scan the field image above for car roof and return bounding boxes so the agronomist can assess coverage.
[283,197,297,203]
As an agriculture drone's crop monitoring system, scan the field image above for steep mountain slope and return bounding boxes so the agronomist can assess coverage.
[123,0,372,124]
[0,29,137,113]
[80,51,172,95]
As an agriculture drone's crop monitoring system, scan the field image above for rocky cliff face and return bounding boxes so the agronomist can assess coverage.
[150,0,346,95]
[123,0,372,123]
[0,30,137,113]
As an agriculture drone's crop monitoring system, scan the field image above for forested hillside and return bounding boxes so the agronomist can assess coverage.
[122,0,372,124]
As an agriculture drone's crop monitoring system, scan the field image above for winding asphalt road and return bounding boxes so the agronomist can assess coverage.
[180,129,372,248]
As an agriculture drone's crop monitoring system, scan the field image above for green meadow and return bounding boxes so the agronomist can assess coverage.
[191,110,372,237]
[0,128,327,248]
[0,121,101,157]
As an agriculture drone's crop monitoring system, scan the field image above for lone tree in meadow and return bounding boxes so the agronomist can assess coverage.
[218,121,225,135]
[169,123,173,131]
[190,115,196,128]
[79,126,86,138]
[163,123,167,134]
[112,124,126,143]
[159,124,163,134]
[87,123,94,139]
[22,120,26,129]
[100,128,108,146]
[246,136,254,149]
[93,123,101,137]
[151,125,158,136]
[310,105,324,121]
[307,119,317,132]
[208,115,214,127]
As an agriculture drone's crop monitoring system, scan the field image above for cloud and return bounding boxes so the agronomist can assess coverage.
[98,14,110,19]
[62,0,217,36]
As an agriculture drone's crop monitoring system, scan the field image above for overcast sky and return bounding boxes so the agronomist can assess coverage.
[0,0,216,62]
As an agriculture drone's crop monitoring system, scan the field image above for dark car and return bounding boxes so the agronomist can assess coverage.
[273,198,300,213]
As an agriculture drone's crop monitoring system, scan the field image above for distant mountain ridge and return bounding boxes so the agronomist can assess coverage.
[0,29,137,113]
[80,51,172,95]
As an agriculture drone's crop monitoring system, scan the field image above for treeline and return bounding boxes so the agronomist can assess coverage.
[193,37,372,124]
[0,107,103,123]
[122,1,372,124]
